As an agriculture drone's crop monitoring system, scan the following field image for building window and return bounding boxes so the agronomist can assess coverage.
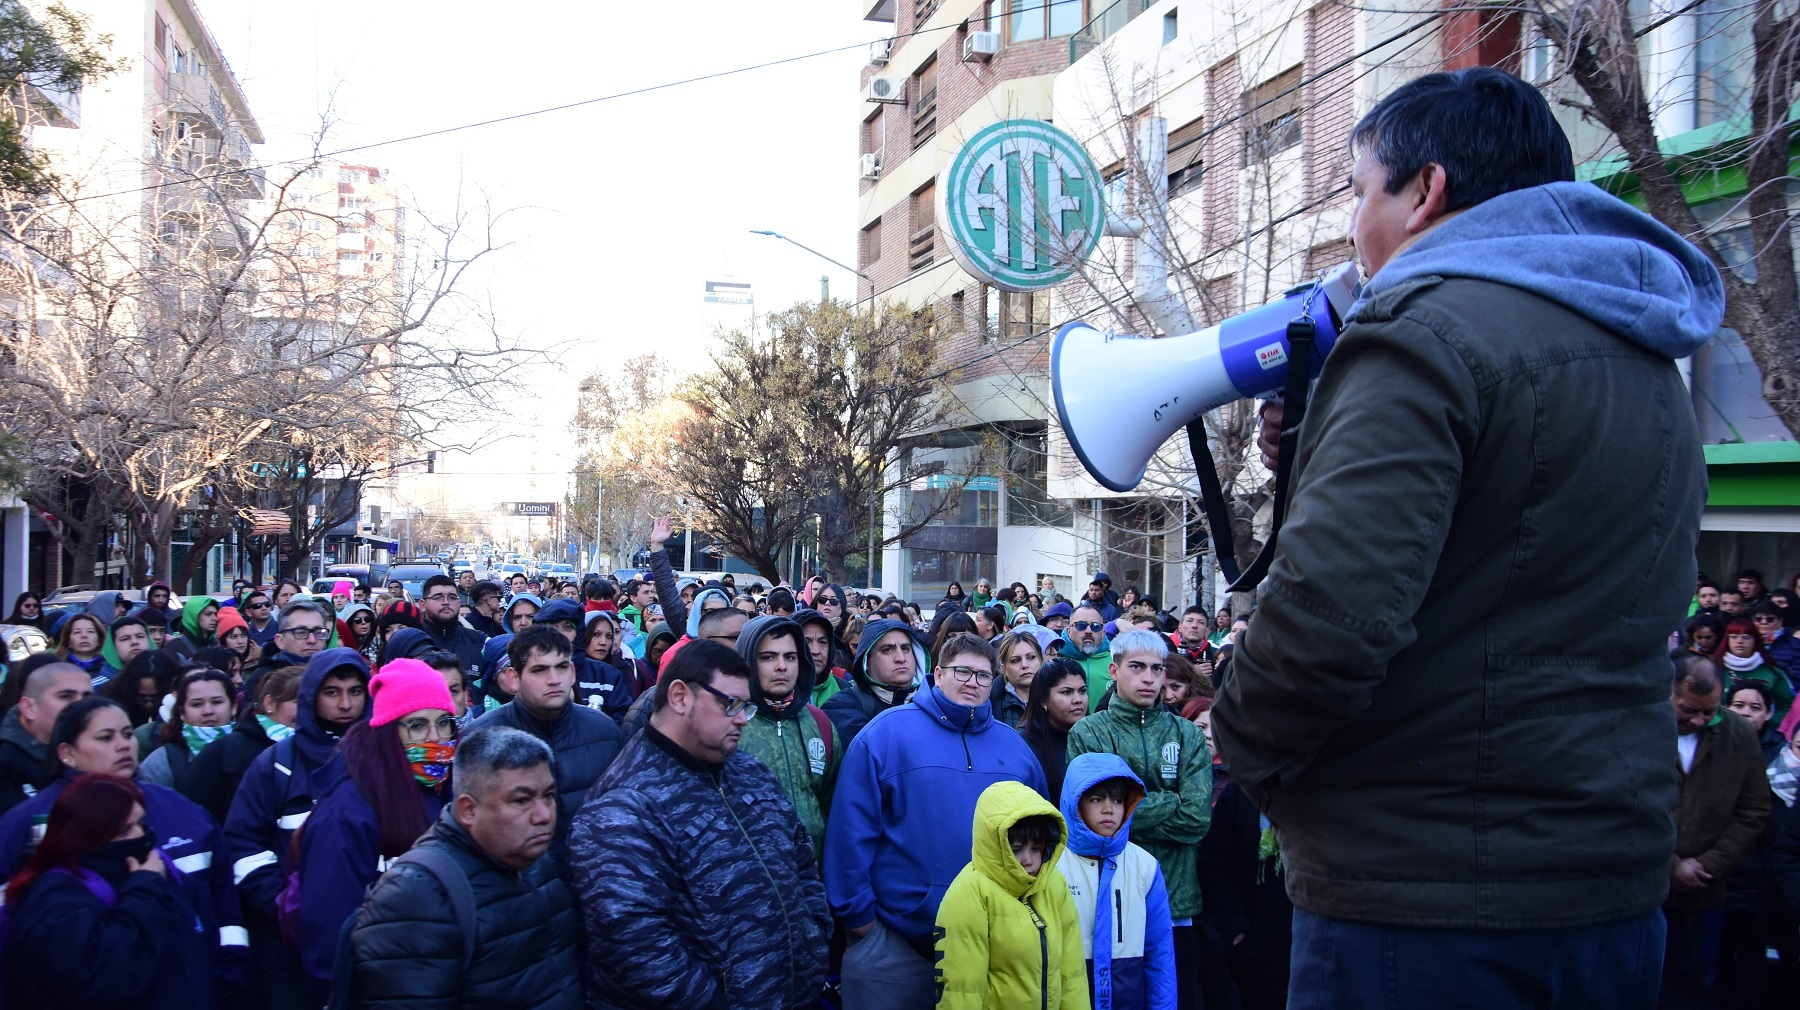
[154,17,167,54]
[861,218,883,268]
[1695,0,1751,127]
[1167,116,1206,196]
[910,182,935,273]
[1243,67,1302,162]
[915,0,942,23]
[908,550,997,603]
[862,110,882,155]
[1005,0,1084,41]
[171,44,187,74]
[1163,8,1179,44]
[912,58,938,150]
[996,289,1047,340]
[1005,429,1073,527]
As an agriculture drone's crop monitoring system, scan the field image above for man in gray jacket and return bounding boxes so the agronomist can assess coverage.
[1213,67,1724,1007]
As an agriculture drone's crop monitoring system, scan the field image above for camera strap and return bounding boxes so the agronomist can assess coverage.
[1183,310,1318,602]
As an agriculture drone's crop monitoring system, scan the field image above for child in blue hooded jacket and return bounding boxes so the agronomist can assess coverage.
[1057,752,1177,1010]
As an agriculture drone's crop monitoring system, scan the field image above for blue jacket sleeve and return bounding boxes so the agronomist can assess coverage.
[223,750,284,914]
[297,790,381,982]
[1143,866,1178,1010]
[823,733,883,929]
[8,871,191,1005]
[569,787,724,1008]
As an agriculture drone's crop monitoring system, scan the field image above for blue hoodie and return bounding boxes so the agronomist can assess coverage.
[1355,181,1725,358]
[824,683,1047,946]
[684,586,734,640]
[222,649,369,932]
[1058,754,1177,1010]
[503,593,543,634]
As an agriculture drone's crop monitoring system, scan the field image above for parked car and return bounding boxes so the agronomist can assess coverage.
[386,560,450,601]
[320,563,391,592]
[0,624,51,681]
[42,589,146,625]
[497,563,527,583]
[545,563,579,584]
[611,569,648,585]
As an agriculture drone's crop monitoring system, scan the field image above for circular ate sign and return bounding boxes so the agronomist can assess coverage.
[937,119,1104,293]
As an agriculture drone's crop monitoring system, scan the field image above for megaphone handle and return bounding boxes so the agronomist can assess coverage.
[1226,316,1317,595]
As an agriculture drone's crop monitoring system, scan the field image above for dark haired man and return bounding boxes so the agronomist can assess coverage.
[419,574,488,689]
[1737,569,1767,606]
[466,625,620,850]
[735,615,838,853]
[466,580,506,638]
[568,641,830,1009]
[1215,67,1724,1003]
[242,590,279,647]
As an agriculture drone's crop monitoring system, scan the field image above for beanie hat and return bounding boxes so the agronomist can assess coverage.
[1044,601,1074,620]
[367,657,455,727]
[215,606,249,638]
[332,580,356,598]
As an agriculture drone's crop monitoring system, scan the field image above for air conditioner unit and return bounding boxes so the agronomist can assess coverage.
[963,31,1000,62]
[859,153,880,180]
[865,76,906,103]
[869,39,892,65]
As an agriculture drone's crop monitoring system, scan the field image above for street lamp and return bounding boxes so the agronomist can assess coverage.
[749,229,872,302]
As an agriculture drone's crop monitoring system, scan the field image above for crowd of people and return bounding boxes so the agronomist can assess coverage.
[10,519,1797,1010]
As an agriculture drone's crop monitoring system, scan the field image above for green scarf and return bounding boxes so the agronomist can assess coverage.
[181,723,229,756]
[255,714,295,742]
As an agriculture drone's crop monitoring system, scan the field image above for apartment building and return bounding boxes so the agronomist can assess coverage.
[859,0,1153,602]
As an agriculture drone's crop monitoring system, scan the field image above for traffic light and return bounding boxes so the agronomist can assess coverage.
[426,451,437,473]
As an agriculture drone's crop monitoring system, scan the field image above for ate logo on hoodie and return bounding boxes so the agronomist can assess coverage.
[1160,742,1180,782]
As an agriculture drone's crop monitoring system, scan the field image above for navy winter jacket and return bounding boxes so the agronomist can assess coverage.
[0,865,214,1010]
[0,773,247,1001]
[568,725,831,1009]
[537,598,636,721]
[466,698,621,848]
[222,650,367,932]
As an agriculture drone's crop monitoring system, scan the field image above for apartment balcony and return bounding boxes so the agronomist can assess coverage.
[863,0,894,22]
[166,70,228,131]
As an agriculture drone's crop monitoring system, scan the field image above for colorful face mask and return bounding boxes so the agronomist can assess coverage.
[404,740,457,788]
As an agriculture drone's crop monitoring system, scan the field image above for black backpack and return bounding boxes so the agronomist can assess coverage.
[327,845,476,1010]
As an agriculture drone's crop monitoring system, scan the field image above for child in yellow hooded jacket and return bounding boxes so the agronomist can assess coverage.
[933,780,1090,1009]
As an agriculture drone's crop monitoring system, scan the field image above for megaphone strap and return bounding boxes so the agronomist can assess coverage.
[1220,314,1318,596]
[1187,419,1242,588]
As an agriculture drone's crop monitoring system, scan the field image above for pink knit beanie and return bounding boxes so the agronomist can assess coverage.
[368,658,455,727]
[332,580,355,598]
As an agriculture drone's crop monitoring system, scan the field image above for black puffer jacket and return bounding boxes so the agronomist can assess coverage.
[466,700,620,847]
[568,726,830,1009]
[348,809,581,1010]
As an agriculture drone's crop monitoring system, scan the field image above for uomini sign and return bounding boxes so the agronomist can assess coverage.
[937,119,1104,292]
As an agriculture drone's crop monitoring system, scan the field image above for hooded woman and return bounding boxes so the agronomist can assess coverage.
[137,668,235,788]
[0,773,216,1010]
[295,658,456,1000]
[54,612,107,677]
[4,591,47,632]
[641,622,678,675]
[503,593,543,635]
[340,603,378,665]
[585,610,655,696]
[0,697,247,1008]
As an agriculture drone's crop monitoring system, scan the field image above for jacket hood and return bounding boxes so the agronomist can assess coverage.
[792,607,834,637]
[1059,752,1146,860]
[848,618,928,696]
[481,633,514,676]
[644,621,676,647]
[101,613,157,671]
[339,603,374,624]
[178,593,219,640]
[1357,181,1725,358]
[684,587,735,639]
[503,594,543,633]
[736,614,816,716]
[297,647,371,762]
[970,780,1067,899]
[88,591,123,624]
[535,597,586,631]
[380,627,436,665]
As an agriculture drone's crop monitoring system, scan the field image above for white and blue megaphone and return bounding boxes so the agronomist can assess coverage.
[1051,262,1361,492]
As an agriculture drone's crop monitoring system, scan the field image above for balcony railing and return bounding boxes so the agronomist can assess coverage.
[1069,0,1131,64]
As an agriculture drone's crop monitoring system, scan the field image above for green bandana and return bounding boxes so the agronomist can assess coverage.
[181,723,229,756]
[255,714,295,742]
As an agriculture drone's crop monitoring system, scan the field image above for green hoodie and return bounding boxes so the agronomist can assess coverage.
[177,594,219,641]
[1066,692,1213,918]
[735,614,838,852]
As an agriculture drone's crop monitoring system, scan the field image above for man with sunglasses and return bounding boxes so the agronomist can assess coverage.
[1060,604,1115,702]
[825,633,1046,1010]
[569,640,831,1010]
[467,626,619,852]
[241,590,279,648]
[1752,602,1800,681]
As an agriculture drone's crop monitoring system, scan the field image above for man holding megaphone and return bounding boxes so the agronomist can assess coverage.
[1202,68,1724,1008]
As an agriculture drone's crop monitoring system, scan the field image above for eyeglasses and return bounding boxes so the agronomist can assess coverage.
[704,633,741,645]
[1069,621,1104,632]
[423,593,461,603]
[281,626,330,639]
[1752,615,1780,624]
[943,665,997,685]
[693,680,753,717]
[398,715,459,741]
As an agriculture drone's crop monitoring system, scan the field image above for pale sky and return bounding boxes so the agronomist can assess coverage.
[200,0,881,508]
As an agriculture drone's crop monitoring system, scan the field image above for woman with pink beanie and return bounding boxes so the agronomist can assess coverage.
[292,658,457,1002]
